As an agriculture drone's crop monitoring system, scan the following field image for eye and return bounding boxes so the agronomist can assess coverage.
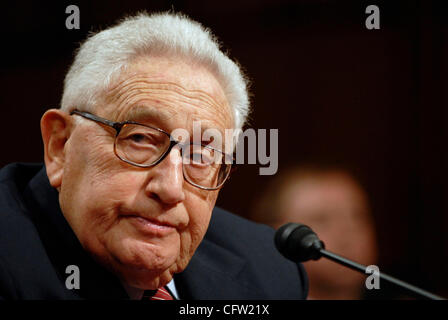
[190,149,216,166]
[129,133,147,143]
[124,132,160,146]
[191,153,208,166]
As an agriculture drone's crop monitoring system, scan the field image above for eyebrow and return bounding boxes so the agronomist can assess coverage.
[125,105,223,131]
[122,105,228,149]
[123,105,176,123]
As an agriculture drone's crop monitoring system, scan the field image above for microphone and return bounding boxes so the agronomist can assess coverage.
[275,222,445,300]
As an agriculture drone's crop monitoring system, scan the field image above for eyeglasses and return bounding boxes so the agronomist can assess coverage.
[70,110,234,190]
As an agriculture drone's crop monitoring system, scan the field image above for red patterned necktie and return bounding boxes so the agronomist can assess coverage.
[142,287,174,300]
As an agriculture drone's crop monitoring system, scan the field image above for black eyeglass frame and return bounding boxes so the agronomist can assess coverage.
[70,109,235,190]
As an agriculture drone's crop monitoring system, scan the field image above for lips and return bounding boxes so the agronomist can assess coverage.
[122,213,177,236]
[130,215,175,228]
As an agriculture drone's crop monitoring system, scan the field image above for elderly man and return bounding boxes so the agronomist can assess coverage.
[0,12,307,299]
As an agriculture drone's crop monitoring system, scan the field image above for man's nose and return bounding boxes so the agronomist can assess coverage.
[145,148,186,205]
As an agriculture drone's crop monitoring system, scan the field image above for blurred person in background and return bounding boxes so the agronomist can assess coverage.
[251,166,378,300]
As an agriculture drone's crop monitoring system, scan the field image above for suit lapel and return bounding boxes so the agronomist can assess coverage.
[24,166,129,299]
[175,237,257,299]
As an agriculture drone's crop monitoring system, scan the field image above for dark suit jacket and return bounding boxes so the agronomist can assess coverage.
[0,163,308,299]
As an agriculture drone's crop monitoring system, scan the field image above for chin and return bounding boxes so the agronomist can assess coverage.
[120,267,174,290]
[108,238,180,287]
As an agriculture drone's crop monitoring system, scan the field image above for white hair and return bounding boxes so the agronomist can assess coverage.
[61,11,250,130]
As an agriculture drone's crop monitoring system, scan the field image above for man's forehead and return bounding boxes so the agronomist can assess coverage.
[100,57,233,130]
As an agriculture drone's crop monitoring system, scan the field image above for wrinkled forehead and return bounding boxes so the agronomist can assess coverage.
[97,55,234,132]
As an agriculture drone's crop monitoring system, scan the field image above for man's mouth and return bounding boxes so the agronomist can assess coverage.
[123,214,177,236]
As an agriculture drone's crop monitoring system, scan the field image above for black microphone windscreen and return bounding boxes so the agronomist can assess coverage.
[275,223,324,262]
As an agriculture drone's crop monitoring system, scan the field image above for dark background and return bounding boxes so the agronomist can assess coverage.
[1,0,447,297]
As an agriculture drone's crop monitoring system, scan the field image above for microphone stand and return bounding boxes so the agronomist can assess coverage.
[275,223,446,300]
[319,248,445,300]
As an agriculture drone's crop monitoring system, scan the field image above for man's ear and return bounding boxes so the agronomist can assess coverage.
[40,109,73,189]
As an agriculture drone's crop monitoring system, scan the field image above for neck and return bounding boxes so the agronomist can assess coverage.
[121,281,145,300]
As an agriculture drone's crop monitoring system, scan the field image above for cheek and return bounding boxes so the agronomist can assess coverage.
[61,141,146,244]
[189,191,217,240]
[176,191,217,268]
[80,173,144,233]
[70,132,142,199]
